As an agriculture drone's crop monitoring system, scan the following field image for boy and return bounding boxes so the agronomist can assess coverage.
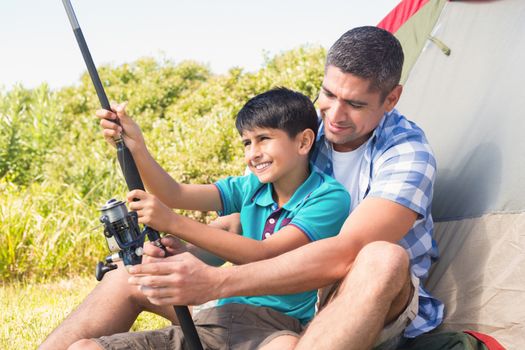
[75,87,350,349]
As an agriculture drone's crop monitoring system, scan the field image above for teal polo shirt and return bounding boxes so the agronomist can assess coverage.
[214,169,350,324]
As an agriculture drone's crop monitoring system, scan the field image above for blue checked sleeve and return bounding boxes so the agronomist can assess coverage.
[368,138,436,217]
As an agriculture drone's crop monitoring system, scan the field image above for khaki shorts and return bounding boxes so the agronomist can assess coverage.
[315,273,420,350]
[93,303,303,350]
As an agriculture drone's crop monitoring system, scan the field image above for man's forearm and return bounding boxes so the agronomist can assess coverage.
[217,235,356,298]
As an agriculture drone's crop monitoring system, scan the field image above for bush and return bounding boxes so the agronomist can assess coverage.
[0,46,326,281]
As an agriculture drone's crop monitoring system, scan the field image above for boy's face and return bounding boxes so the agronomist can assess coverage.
[318,65,402,152]
[242,127,307,184]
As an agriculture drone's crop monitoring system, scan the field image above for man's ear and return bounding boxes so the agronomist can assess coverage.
[297,129,315,155]
[384,84,403,112]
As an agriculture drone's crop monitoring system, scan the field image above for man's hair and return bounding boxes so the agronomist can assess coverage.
[326,26,404,101]
[235,87,318,142]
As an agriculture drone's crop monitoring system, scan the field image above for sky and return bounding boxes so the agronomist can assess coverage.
[0,0,399,90]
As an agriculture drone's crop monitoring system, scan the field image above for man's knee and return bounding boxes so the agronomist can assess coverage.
[339,241,410,298]
[355,241,409,277]
[67,339,103,350]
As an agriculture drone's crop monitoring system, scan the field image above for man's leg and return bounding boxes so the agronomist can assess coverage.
[39,263,178,350]
[263,241,412,350]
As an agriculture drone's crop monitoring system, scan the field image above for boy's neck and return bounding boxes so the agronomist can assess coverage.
[272,162,310,208]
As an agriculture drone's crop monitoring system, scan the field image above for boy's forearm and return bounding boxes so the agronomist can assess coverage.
[170,215,279,264]
[130,145,182,208]
[186,243,226,267]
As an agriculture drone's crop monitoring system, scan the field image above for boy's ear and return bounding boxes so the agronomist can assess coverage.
[297,129,315,155]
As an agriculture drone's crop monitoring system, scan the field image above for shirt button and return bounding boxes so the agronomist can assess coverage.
[269,218,275,224]
[264,232,271,239]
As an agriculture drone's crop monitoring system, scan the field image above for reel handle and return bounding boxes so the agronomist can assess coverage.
[96,261,117,281]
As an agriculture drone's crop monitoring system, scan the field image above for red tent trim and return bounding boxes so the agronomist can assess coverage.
[464,331,506,350]
[377,0,431,33]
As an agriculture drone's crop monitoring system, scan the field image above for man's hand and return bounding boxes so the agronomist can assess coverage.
[128,252,224,306]
[127,189,177,233]
[96,102,145,152]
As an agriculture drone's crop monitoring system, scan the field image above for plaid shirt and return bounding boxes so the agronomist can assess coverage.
[311,109,444,338]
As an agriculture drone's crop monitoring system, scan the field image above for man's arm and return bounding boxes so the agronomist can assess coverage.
[218,197,417,296]
[129,197,417,305]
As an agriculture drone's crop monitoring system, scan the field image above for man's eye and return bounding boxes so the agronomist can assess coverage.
[348,102,364,109]
[242,141,251,147]
[323,90,335,98]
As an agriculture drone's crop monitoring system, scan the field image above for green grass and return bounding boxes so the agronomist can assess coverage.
[0,277,171,349]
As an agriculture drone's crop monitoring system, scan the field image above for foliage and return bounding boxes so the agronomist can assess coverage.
[0,46,326,281]
[0,277,171,348]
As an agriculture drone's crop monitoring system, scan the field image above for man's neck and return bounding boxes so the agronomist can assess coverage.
[332,132,372,152]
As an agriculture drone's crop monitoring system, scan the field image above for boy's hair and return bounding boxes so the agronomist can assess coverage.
[326,26,404,101]
[235,87,318,142]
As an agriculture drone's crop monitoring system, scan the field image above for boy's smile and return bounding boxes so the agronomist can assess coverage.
[242,127,310,204]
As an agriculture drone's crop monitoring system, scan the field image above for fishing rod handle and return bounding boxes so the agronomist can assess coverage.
[175,306,204,350]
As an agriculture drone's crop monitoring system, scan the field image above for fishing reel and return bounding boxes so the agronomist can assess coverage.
[95,198,159,281]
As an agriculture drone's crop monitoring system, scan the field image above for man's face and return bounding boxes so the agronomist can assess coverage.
[318,65,401,152]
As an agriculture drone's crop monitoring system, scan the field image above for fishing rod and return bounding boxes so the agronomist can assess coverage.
[61,1,203,349]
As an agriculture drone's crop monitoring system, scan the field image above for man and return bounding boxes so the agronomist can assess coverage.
[42,26,443,350]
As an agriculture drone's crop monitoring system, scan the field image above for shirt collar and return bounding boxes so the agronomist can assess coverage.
[253,168,321,210]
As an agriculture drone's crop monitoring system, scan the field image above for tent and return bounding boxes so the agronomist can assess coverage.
[378,0,525,348]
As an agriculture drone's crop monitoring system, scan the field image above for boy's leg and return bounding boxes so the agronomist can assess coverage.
[258,334,299,350]
[39,262,178,350]
[68,325,187,350]
[265,241,412,350]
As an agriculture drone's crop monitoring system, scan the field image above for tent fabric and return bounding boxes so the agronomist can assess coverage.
[426,213,525,348]
[379,0,448,83]
[384,0,525,348]
[377,0,431,34]
[397,0,525,219]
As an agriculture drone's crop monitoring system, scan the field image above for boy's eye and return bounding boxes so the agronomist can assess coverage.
[242,140,251,147]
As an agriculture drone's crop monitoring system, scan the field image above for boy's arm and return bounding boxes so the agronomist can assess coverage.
[129,190,310,264]
[169,214,311,264]
[97,104,222,211]
[130,189,310,263]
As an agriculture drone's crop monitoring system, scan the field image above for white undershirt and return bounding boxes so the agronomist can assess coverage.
[332,142,367,211]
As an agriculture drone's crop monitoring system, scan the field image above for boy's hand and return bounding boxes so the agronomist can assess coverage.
[96,102,145,152]
[127,190,176,233]
[143,235,188,259]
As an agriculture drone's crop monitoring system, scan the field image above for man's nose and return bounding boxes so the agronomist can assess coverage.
[329,100,347,123]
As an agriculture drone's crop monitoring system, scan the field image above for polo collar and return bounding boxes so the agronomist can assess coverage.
[253,168,321,210]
